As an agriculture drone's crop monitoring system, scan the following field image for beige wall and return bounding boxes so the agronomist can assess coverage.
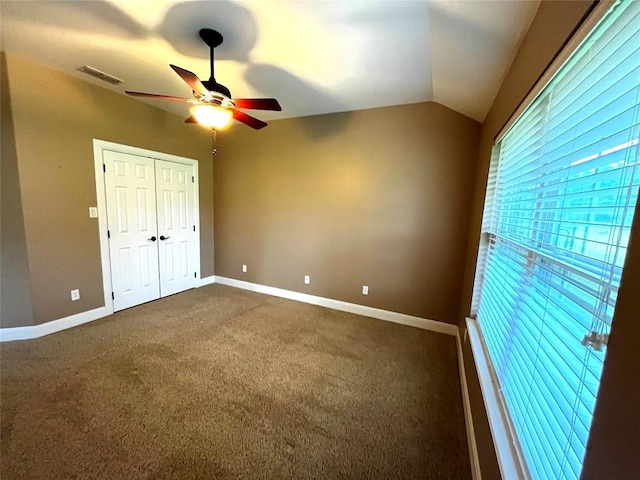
[456,1,640,478]
[581,200,640,478]
[1,53,35,328]
[215,102,480,324]
[1,52,214,327]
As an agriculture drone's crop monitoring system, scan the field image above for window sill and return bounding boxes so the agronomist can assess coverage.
[465,317,528,480]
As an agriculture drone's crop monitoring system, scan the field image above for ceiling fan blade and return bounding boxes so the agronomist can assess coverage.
[170,64,208,97]
[184,115,198,123]
[126,91,192,102]
[233,98,282,111]
[232,109,267,130]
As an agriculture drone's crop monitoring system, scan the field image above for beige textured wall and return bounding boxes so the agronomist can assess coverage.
[581,200,640,478]
[2,52,214,327]
[214,102,480,324]
[1,53,35,328]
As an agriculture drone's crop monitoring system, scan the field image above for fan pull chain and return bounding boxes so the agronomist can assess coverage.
[212,128,218,156]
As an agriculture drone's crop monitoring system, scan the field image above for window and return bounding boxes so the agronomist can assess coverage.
[472,1,640,479]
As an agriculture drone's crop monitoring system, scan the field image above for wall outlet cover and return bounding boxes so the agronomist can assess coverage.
[71,289,80,301]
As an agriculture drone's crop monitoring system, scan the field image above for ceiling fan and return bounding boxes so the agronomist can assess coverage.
[125,28,281,130]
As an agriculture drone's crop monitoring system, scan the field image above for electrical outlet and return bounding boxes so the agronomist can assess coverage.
[362,285,369,295]
[89,207,98,218]
[71,289,80,301]
[304,275,310,285]
[242,264,247,273]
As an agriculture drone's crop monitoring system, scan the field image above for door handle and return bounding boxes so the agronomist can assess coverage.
[148,236,157,242]
[159,235,170,241]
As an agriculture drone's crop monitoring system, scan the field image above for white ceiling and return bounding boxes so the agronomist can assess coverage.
[0,0,540,123]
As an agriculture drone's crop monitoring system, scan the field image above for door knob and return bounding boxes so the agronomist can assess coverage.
[148,236,157,242]
[159,235,170,241]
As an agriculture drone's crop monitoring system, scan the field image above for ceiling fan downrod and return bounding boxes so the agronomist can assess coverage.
[199,28,223,83]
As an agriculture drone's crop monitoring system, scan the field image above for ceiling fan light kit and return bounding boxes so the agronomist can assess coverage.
[190,104,233,129]
[125,28,281,131]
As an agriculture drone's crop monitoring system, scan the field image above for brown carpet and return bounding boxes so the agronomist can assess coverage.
[1,284,470,479]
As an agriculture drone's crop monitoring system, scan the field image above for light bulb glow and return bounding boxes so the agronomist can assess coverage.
[191,105,233,129]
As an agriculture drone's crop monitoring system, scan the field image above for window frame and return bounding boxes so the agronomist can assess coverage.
[467,2,623,478]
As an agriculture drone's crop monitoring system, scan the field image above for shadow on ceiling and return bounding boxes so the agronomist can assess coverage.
[155,1,255,62]
[4,0,350,139]
[243,64,350,140]
[0,0,148,38]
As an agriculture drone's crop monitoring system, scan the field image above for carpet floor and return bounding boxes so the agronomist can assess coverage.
[1,284,470,479]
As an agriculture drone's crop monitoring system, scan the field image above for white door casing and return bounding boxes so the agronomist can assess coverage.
[94,140,200,315]
[104,151,161,311]
[155,159,197,296]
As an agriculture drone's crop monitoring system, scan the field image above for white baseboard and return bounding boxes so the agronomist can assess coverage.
[457,327,482,480]
[198,275,216,287]
[2,277,218,342]
[0,307,107,342]
[214,276,457,336]
[0,278,457,341]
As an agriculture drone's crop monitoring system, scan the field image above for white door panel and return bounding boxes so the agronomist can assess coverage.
[155,159,196,296]
[104,151,160,311]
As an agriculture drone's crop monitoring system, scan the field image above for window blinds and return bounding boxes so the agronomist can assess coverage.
[473,1,640,479]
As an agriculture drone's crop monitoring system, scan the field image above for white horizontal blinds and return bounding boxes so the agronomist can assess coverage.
[470,147,501,316]
[475,1,640,479]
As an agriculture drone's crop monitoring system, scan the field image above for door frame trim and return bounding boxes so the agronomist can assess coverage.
[93,139,201,314]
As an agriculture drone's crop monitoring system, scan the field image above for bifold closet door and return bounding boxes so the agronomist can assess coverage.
[104,151,161,311]
[155,159,197,297]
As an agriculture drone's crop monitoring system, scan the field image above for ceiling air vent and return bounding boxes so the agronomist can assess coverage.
[77,65,124,85]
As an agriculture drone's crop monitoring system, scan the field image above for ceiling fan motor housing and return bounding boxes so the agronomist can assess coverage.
[203,80,231,99]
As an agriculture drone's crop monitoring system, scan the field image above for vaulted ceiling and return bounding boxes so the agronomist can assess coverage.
[0,0,540,123]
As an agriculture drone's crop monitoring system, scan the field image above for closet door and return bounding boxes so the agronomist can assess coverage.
[155,159,197,297]
[104,151,160,311]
